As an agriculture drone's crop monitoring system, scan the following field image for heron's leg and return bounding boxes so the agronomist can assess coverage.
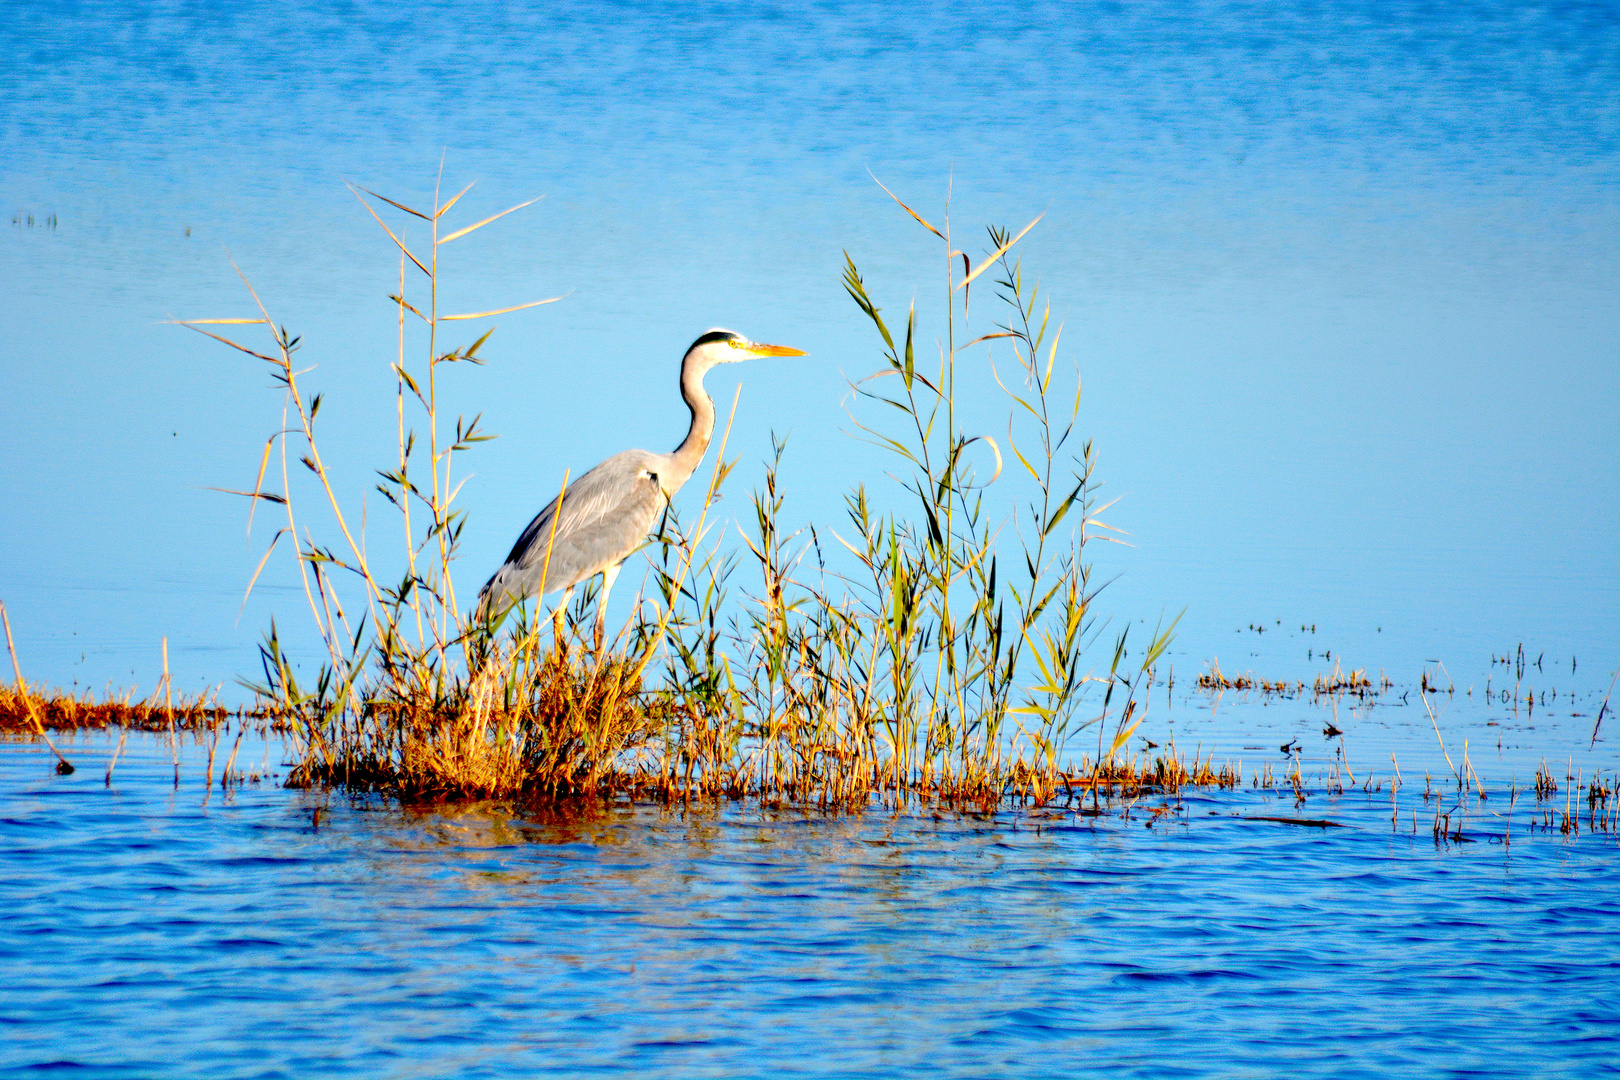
[594,563,621,653]
[552,586,575,655]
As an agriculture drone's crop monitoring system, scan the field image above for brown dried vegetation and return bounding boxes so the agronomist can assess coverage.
[0,683,237,733]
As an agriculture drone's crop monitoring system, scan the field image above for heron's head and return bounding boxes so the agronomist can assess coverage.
[684,328,807,370]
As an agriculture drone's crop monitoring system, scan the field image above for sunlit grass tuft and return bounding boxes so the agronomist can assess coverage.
[0,683,235,734]
[165,170,1197,810]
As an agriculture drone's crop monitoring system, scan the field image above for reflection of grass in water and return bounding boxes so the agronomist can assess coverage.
[18,172,1195,810]
[9,210,57,229]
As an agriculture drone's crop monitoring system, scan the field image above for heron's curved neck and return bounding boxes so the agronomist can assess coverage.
[670,353,715,484]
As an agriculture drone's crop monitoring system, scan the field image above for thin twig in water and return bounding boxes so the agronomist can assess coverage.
[1591,666,1617,748]
[1,601,74,774]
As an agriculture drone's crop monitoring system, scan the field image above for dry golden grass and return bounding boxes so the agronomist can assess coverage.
[1196,658,1302,695]
[1316,660,1374,696]
[286,641,665,798]
[0,683,238,733]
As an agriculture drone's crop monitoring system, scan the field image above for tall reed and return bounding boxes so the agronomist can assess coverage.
[184,173,1179,806]
[649,186,1176,808]
[180,175,567,793]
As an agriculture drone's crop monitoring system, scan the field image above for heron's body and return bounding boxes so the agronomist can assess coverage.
[480,448,671,609]
[478,329,803,645]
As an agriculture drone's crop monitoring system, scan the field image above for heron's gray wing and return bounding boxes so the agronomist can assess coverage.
[481,450,668,608]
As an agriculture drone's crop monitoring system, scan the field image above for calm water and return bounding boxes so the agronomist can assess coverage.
[2,0,1616,693]
[5,675,1619,1077]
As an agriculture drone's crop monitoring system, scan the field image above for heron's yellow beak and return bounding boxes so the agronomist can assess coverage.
[747,342,807,357]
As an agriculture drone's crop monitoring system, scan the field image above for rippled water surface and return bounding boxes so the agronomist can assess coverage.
[6,676,1619,1078]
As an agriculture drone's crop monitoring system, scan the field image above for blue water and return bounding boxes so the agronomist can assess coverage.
[4,695,1619,1078]
[3,1,1619,1071]
[1,0,1615,694]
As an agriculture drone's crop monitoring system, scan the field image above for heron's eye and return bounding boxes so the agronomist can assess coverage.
[725,337,749,350]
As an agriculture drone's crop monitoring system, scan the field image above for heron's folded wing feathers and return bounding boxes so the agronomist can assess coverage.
[508,455,651,568]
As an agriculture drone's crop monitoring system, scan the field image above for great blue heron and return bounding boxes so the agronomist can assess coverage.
[478,328,806,648]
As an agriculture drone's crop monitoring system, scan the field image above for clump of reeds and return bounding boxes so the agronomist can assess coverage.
[287,621,666,797]
[1066,745,1240,798]
[1534,759,1558,799]
[1314,660,1373,696]
[638,187,1182,809]
[1196,658,1302,694]
[0,606,239,737]
[2,601,262,786]
[179,172,1187,809]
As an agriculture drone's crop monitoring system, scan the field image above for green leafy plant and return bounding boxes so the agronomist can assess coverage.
[183,172,1192,807]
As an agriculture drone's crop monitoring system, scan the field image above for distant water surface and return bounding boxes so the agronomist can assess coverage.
[1,0,1615,695]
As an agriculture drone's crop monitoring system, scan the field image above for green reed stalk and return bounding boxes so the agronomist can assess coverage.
[179,168,1198,807]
